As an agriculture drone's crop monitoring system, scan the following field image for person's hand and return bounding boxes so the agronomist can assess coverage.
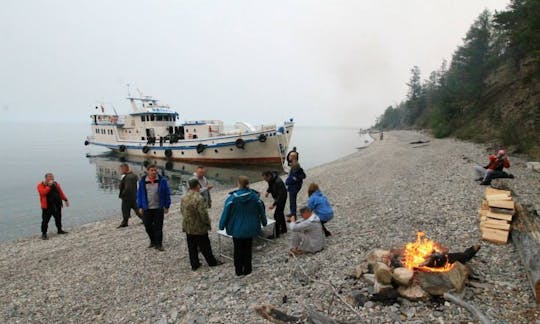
[138,208,144,216]
[164,208,169,214]
[269,204,275,210]
[264,192,269,198]
[65,200,70,207]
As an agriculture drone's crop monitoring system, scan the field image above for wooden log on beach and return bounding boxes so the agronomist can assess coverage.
[512,203,540,305]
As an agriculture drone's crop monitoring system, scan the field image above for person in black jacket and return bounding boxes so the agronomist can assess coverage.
[262,170,288,238]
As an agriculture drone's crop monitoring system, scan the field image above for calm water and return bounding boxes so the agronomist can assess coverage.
[0,122,372,242]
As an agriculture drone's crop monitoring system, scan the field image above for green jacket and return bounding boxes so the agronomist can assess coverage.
[181,191,211,235]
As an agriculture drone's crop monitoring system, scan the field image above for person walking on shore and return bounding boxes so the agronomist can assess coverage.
[219,176,266,276]
[288,206,325,256]
[37,173,69,240]
[262,170,287,238]
[191,166,213,208]
[307,183,334,237]
[181,179,222,271]
[285,151,306,218]
[137,164,171,251]
[118,163,142,228]
[473,149,514,185]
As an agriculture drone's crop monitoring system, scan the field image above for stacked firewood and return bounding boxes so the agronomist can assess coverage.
[478,188,515,244]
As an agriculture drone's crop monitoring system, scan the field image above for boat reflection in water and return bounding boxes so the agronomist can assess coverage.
[87,152,284,196]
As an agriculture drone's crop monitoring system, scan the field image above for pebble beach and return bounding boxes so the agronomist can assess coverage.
[2,130,540,323]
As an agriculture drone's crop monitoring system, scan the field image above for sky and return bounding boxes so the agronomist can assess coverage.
[0,0,509,128]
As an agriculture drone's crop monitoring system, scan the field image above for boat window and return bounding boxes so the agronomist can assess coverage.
[193,129,197,132]
[151,115,155,121]
[95,129,99,134]
[140,116,145,122]
[157,115,163,121]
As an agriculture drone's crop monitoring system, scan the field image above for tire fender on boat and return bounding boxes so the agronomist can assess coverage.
[84,140,89,146]
[119,145,126,152]
[142,146,150,154]
[196,143,206,154]
[235,138,245,149]
[258,134,267,143]
[164,149,173,158]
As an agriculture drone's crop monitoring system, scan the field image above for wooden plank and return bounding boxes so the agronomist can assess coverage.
[490,207,515,215]
[481,228,509,244]
[485,210,513,221]
[481,221,511,231]
[481,199,489,210]
[486,195,513,201]
[488,200,515,210]
[485,188,511,198]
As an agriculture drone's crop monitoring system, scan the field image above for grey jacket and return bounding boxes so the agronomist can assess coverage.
[289,213,325,253]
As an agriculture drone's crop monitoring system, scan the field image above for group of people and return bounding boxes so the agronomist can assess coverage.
[37,149,335,277]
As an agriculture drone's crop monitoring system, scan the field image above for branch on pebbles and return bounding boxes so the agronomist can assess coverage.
[290,253,363,319]
[443,292,492,324]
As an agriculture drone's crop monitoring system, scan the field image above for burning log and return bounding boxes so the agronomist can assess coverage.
[416,261,470,295]
[512,203,540,305]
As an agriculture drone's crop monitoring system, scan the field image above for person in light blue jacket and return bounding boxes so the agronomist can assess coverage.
[307,183,334,237]
[219,176,266,276]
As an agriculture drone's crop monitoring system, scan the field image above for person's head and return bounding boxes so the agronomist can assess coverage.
[497,149,506,158]
[188,178,201,192]
[307,183,320,197]
[299,206,312,220]
[195,166,205,178]
[289,151,298,162]
[262,170,273,182]
[146,164,158,178]
[119,163,130,174]
[44,173,54,182]
[238,176,249,189]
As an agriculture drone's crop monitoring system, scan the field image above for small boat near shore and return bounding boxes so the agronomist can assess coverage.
[84,95,294,164]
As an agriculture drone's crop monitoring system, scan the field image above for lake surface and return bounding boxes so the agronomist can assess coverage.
[0,122,372,242]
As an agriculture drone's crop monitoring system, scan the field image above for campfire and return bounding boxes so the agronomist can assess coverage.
[351,232,479,302]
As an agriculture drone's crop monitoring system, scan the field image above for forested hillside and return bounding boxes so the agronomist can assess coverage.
[374,0,540,158]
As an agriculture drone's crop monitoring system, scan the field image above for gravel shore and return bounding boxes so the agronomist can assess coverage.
[2,130,540,323]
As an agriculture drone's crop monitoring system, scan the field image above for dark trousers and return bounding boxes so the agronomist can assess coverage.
[41,206,63,234]
[233,237,253,276]
[321,220,331,236]
[142,209,164,246]
[186,233,218,270]
[274,201,287,236]
[483,170,511,184]
[289,191,298,216]
[121,199,142,225]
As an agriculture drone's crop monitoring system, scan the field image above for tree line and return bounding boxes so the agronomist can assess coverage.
[374,0,540,155]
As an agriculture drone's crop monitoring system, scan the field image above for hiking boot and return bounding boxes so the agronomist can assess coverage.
[117,224,128,228]
[191,263,201,271]
[155,245,165,251]
[479,181,491,186]
[475,177,484,181]
[41,234,48,240]
[210,260,224,267]
[57,230,68,234]
[148,243,155,249]
[289,248,304,256]
[508,174,515,179]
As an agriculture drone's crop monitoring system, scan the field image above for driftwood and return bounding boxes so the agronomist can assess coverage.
[254,304,300,323]
[409,140,430,144]
[512,203,540,305]
[416,261,469,296]
[443,292,492,324]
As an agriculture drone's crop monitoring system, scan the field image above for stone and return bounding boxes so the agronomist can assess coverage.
[416,261,469,295]
[392,267,414,286]
[375,262,393,285]
[526,162,540,172]
[397,284,429,301]
[373,281,393,294]
[345,290,368,307]
[354,262,369,278]
[366,249,391,265]
[181,312,205,324]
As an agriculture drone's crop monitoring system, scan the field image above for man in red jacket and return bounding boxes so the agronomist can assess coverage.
[473,150,514,185]
[37,173,70,240]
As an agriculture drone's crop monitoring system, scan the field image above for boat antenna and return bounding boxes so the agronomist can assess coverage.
[136,88,143,97]
[126,83,131,97]
[111,104,119,116]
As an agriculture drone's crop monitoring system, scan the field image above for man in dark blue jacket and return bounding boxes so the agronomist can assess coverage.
[219,176,266,276]
[262,170,287,238]
[137,164,171,251]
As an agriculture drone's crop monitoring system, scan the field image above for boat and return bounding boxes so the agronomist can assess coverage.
[84,94,294,164]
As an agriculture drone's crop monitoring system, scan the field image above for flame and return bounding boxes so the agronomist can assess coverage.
[402,231,454,273]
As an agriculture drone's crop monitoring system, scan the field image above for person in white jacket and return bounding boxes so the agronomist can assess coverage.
[288,206,325,255]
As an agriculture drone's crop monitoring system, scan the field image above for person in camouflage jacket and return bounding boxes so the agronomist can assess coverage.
[181,179,222,271]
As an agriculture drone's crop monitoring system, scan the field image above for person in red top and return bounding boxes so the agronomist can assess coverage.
[473,150,514,185]
[37,173,70,240]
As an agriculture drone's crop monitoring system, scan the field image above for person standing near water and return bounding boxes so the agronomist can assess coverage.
[118,163,142,228]
[191,166,213,208]
[285,151,306,218]
[137,164,171,251]
[262,170,287,238]
[37,173,69,240]
[219,176,266,276]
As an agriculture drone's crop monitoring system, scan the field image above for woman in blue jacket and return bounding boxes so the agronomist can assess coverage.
[307,183,334,237]
[219,176,266,276]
